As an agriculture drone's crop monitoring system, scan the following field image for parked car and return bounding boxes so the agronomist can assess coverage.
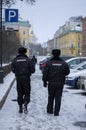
[39,56,74,72]
[65,70,86,89]
[61,56,75,61]
[39,56,51,72]
[77,73,86,90]
[70,61,86,73]
[66,57,86,68]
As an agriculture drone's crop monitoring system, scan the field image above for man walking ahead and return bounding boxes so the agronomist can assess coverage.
[42,49,70,116]
[11,47,35,113]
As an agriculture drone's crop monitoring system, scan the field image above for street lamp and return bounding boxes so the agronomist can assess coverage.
[0,0,4,83]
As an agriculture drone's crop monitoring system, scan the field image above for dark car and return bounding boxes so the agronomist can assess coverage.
[39,57,51,72]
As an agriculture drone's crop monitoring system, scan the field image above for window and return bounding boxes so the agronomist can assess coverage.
[22,40,25,46]
[23,31,25,35]
[69,59,80,65]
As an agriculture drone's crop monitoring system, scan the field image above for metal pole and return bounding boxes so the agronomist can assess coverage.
[0,0,4,83]
[0,0,2,66]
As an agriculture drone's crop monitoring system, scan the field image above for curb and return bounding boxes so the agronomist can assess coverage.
[0,78,15,110]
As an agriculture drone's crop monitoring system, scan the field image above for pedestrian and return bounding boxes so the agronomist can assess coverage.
[32,55,37,65]
[42,49,70,116]
[11,47,35,113]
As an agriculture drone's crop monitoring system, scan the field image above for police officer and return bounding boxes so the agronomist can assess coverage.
[42,49,70,116]
[11,47,35,113]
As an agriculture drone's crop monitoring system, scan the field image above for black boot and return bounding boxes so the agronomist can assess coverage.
[19,105,23,113]
[24,101,28,114]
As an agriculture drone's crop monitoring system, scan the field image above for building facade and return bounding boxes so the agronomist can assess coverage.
[18,21,30,48]
[54,16,83,56]
[3,20,37,56]
[82,17,86,56]
[47,38,54,55]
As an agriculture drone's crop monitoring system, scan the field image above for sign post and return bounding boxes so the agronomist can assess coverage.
[0,0,4,83]
[0,8,18,83]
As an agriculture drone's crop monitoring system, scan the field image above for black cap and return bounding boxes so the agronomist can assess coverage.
[18,47,27,54]
[52,49,61,56]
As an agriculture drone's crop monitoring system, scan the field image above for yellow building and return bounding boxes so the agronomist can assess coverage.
[19,22,37,56]
[59,30,82,56]
[3,21,31,56]
[54,16,83,57]
[18,21,31,56]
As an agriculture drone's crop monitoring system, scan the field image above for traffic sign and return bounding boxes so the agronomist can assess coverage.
[5,9,18,22]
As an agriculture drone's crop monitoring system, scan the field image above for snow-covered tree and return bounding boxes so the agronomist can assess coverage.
[2,0,36,7]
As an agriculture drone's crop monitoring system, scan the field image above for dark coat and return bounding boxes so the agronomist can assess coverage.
[11,54,35,77]
[42,56,70,85]
[32,56,37,65]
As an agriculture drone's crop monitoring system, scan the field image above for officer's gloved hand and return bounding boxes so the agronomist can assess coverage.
[43,82,47,87]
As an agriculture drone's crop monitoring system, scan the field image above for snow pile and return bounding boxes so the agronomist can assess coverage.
[0,72,15,101]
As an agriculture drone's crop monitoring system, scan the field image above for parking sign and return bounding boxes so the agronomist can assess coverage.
[5,9,18,22]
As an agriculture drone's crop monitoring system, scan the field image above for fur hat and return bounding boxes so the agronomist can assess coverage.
[18,47,27,54]
[52,49,61,56]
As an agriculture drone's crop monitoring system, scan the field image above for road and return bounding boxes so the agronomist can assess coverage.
[0,64,86,130]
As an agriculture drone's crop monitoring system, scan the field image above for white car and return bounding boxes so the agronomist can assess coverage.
[77,73,86,90]
[70,61,86,73]
[66,70,86,89]
[66,57,86,68]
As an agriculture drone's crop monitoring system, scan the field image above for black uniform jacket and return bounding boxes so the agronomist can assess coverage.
[11,54,35,77]
[43,57,70,85]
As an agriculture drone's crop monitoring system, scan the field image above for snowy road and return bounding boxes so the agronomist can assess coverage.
[0,64,86,130]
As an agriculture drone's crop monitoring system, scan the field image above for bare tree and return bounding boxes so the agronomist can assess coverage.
[2,30,21,63]
[2,0,36,7]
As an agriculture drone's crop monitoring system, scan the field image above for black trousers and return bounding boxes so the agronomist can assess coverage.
[47,83,63,115]
[16,76,31,106]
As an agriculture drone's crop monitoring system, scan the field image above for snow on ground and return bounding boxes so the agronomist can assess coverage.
[0,72,15,101]
[0,57,86,130]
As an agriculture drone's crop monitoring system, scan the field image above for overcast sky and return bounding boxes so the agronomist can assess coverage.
[13,0,86,43]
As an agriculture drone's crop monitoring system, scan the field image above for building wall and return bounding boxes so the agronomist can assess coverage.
[56,31,82,56]
[82,17,86,56]
[47,38,54,54]
[19,26,29,47]
[54,16,82,57]
[18,21,31,56]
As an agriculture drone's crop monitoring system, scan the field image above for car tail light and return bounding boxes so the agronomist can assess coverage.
[41,63,46,67]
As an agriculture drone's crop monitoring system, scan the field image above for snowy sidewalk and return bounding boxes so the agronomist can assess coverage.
[0,64,86,130]
[0,72,15,109]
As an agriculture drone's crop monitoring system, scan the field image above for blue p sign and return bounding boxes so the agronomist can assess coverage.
[5,9,18,22]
